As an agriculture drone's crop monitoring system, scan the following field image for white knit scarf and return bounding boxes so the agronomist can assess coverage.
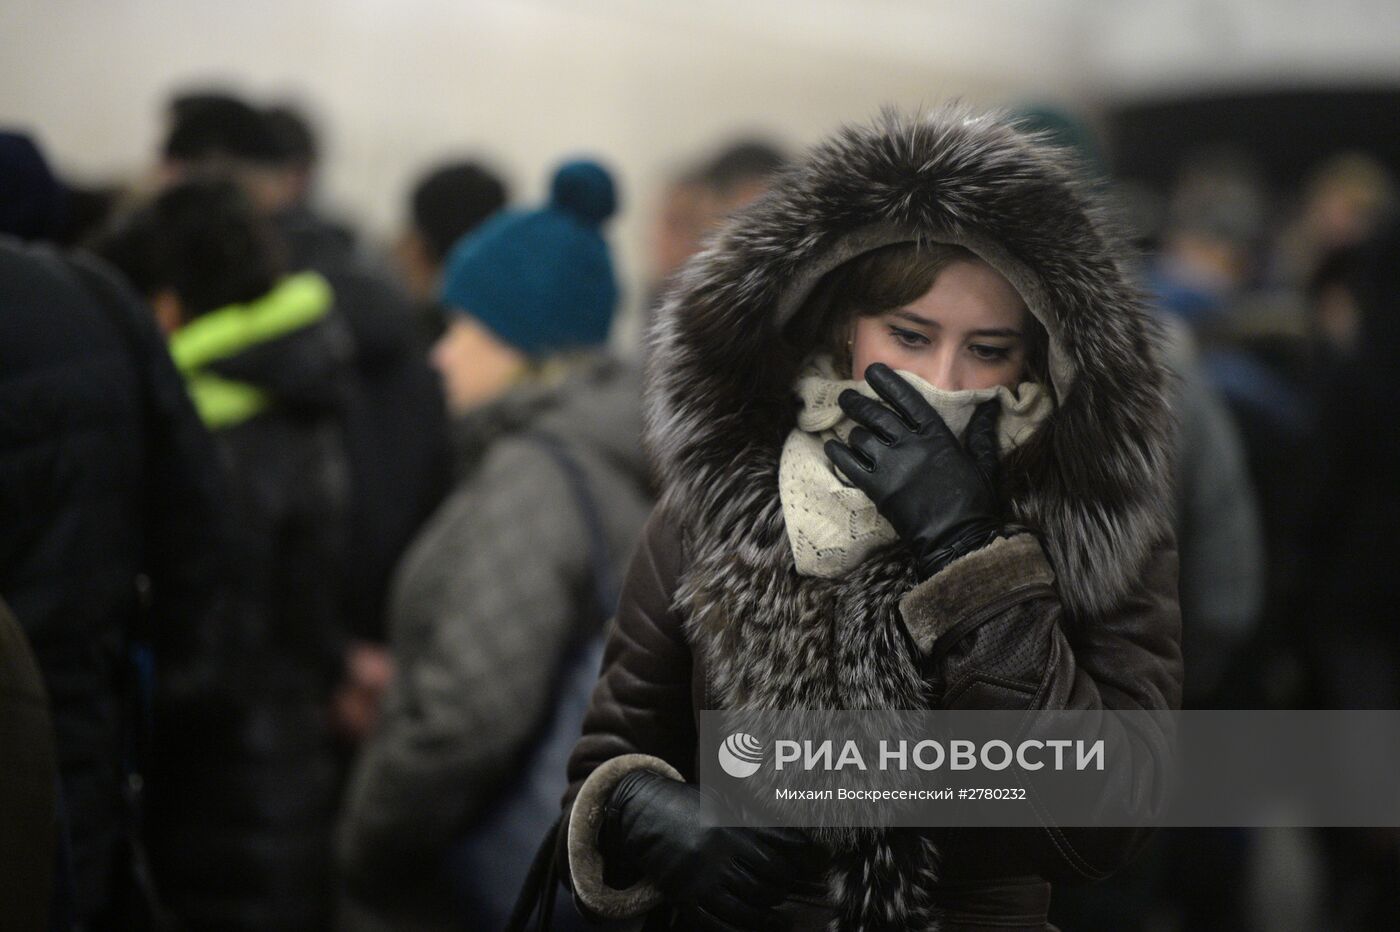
[779,354,1054,578]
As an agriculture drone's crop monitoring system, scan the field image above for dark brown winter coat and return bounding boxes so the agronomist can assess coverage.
[557,107,1185,931]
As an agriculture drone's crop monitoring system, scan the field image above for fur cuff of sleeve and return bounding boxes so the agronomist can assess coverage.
[899,533,1055,654]
[567,753,684,919]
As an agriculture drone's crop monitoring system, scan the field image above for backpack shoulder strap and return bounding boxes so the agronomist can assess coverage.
[524,430,621,620]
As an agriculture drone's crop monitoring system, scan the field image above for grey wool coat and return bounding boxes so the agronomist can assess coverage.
[557,107,1185,932]
[338,352,653,926]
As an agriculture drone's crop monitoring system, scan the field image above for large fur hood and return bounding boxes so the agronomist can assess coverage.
[644,106,1174,621]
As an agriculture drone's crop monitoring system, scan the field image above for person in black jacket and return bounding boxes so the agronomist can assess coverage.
[0,234,231,927]
[161,92,451,672]
[98,179,355,931]
[395,158,509,343]
[1300,218,1400,930]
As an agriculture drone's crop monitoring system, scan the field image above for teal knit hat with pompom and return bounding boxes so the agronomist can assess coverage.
[440,159,619,356]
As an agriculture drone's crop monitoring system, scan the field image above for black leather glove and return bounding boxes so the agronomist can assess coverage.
[824,362,1005,580]
[600,770,810,931]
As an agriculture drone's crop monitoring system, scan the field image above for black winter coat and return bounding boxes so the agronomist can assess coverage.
[1302,219,1400,707]
[274,207,450,642]
[0,239,229,922]
[145,276,354,931]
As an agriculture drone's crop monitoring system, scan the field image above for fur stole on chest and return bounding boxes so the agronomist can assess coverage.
[672,449,948,930]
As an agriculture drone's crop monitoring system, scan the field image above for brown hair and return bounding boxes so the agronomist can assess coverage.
[794,241,1050,387]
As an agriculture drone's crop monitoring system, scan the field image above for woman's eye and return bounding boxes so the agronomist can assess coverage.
[888,326,929,348]
[969,344,1012,362]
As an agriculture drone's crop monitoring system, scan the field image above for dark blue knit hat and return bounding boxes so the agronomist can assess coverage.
[440,159,619,356]
[0,131,69,241]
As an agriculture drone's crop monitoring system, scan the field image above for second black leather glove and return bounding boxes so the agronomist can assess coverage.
[824,362,1005,580]
[600,769,811,931]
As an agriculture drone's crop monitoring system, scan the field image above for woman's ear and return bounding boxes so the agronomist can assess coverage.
[150,289,185,336]
[840,322,858,379]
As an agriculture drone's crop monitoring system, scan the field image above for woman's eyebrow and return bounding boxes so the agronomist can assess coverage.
[888,310,1021,340]
[889,309,939,328]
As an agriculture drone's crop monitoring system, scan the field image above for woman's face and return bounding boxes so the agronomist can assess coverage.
[429,316,526,415]
[850,258,1030,391]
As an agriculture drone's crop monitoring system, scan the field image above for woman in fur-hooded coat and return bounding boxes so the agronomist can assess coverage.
[554,108,1184,932]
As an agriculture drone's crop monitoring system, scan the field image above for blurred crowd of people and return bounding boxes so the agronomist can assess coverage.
[1,88,1397,932]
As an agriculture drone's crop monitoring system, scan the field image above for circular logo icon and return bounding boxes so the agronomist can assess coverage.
[718,732,765,779]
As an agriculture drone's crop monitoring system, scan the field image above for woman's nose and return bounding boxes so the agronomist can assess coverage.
[926,350,963,392]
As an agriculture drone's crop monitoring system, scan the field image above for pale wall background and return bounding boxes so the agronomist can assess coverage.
[3,0,1398,335]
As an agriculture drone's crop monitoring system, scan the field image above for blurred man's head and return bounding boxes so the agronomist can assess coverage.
[160,91,296,214]
[96,178,282,333]
[1161,150,1268,296]
[396,161,508,303]
[1301,153,1396,254]
[699,139,787,212]
[263,103,320,206]
[650,138,787,285]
